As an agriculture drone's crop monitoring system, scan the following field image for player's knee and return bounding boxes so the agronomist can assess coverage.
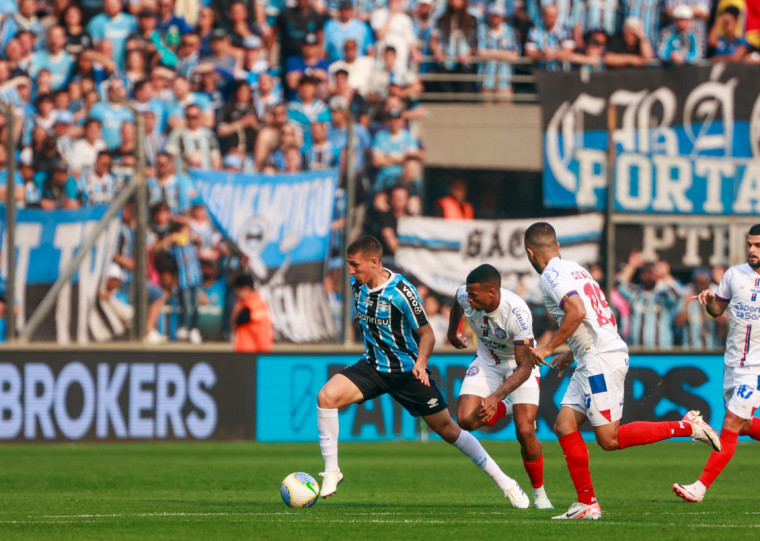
[595,434,619,451]
[515,421,536,442]
[457,415,479,432]
[317,386,338,409]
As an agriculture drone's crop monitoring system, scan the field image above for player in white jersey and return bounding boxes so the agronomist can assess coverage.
[674,224,760,503]
[447,264,553,509]
[523,222,721,520]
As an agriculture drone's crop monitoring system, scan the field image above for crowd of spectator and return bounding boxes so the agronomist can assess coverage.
[0,0,754,346]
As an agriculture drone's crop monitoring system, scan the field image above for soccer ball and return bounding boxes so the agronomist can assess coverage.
[280,472,320,508]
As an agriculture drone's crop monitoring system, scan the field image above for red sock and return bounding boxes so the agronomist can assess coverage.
[486,401,507,426]
[617,421,691,449]
[558,431,595,504]
[523,456,544,488]
[744,417,760,440]
[698,430,738,488]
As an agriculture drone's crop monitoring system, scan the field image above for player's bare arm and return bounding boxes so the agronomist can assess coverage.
[479,344,533,422]
[528,293,585,366]
[550,350,575,376]
[412,323,435,386]
[446,300,468,349]
[697,289,729,318]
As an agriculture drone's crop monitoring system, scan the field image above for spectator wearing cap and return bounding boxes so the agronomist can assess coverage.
[478,3,519,100]
[165,103,223,172]
[666,0,711,55]
[41,159,83,210]
[234,35,270,86]
[328,38,375,96]
[126,8,179,69]
[80,150,116,206]
[323,0,374,63]
[86,0,138,68]
[274,0,328,77]
[62,5,94,57]
[53,111,76,158]
[624,0,667,52]
[70,118,107,179]
[97,263,134,338]
[708,5,748,61]
[200,28,238,82]
[304,120,341,170]
[286,74,331,145]
[329,68,370,126]
[658,5,702,63]
[605,16,655,67]
[30,26,74,92]
[156,0,193,48]
[430,0,479,93]
[371,108,423,193]
[88,78,135,150]
[570,0,620,48]
[226,1,262,52]
[525,4,576,72]
[371,0,418,75]
[0,143,24,204]
[285,32,329,99]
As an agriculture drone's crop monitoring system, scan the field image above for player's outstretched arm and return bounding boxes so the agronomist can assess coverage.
[528,293,585,366]
[412,323,435,386]
[446,299,468,349]
[697,289,729,318]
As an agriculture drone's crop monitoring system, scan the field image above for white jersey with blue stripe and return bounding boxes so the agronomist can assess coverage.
[456,285,535,368]
[716,263,760,368]
[540,257,627,370]
[352,271,428,373]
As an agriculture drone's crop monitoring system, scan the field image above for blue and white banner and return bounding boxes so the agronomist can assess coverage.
[256,353,728,443]
[192,169,339,343]
[394,214,604,298]
[537,64,760,214]
[0,207,120,343]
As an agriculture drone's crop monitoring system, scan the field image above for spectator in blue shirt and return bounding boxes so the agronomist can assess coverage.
[371,108,424,193]
[30,26,75,92]
[287,75,331,144]
[0,0,44,51]
[285,32,330,100]
[88,78,135,149]
[525,4,576,71]
[658,5,701,64]
[323,0,374,63]
[156,0,193,48]
[41,159,83,210]
[708,5,748,62]
[86,0,138,68]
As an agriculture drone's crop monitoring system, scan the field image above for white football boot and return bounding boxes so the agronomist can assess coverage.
[532,486,554,509]
[682,410,721,452]
[673,481,706,503]
[319,470,344,498]
[502,478,530,509]
[552,501,602,520]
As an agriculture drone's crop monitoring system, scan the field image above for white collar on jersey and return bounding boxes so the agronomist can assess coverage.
[367,268,394,293]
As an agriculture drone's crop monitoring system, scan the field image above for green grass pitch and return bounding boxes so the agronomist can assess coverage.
[0,440,758,540]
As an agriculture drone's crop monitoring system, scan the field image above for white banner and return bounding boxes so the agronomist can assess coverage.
[395,214,605,297]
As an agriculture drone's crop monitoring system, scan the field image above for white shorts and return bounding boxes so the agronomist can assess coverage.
[562,351,629,427]
[458,355,541,406]
[723,365,760,420]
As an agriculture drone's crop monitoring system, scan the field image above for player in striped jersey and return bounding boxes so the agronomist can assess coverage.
[524,222,721,520]
[448,264,553,509]
[316,236,530,507]
[674,224,760,503]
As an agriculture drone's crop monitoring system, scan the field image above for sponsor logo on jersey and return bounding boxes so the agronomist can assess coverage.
[511,306,529,331]
[399,282,423,315]
[495,327,507,339]
[466,365,480,376]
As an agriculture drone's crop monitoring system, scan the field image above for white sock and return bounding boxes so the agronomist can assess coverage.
[317,407,340,472]
[452,429,513,491]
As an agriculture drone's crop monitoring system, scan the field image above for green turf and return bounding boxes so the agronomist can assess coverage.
[0,440,758,540]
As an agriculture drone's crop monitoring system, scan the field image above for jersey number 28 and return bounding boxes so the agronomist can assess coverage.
[583,282,616,328]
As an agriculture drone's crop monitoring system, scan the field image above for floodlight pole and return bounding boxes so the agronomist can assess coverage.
[132,110,148,342]
[1,101,16,342]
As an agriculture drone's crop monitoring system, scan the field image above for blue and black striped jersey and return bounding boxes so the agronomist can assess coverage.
[352,271,429,373]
